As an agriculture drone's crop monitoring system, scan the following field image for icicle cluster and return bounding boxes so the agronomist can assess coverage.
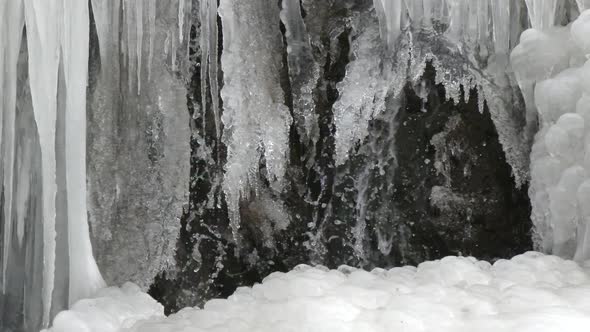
[219,0,292,240]
[333,14,390,166]
[1,0,105,328]
[513,7,590,260]
[372,0,523,62]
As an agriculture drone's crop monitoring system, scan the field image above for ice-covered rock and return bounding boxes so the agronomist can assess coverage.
[523,9,590,261]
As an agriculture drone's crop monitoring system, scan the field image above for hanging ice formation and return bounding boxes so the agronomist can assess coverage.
[280,0,320,147]
[2,0,191,329]
[219,0,292,241]
[358,0,532,187]
[1,0,105,329]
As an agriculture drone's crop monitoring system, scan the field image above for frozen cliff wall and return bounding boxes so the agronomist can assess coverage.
[87,0,190,289]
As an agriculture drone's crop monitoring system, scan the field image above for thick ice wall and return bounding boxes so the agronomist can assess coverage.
[517,9,590,261]
[87,0,190,289]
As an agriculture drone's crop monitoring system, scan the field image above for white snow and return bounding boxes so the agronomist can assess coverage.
[46,252,590,332]
[43,283,164,332]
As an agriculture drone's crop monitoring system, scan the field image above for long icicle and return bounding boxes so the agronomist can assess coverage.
[23,0,61,326]
[200,0,220,141]
[62,0,106,306]
[0,0,25,294]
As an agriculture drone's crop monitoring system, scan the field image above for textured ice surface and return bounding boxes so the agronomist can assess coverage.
[47,252,590,332]
[219,0,292,240]
[87,0,190,290]
[515,10,590,260]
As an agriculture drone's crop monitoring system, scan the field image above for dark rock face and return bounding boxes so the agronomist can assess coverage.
[148,1,532,313]
[390,64,532,263]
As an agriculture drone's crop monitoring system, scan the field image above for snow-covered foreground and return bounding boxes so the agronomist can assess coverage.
[46,252,590,332]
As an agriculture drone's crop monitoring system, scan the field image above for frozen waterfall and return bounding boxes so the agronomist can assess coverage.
[2,0,590,331]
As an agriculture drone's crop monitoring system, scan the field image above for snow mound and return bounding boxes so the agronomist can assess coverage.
[48,252,590,332]
[44,283,163,332]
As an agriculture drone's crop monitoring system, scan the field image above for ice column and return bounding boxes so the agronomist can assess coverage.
[22,0,61,325]
[61,0,106,306]
[1,0,108,326]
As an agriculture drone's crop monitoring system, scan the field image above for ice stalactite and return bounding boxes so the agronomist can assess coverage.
[61,0,106,306]
[373,0,403,50]
[22,0,61,325]
[219,0,292,241]
[525,0,559,29]
[281,0,320,146]
[1,0,24,294]
[491,0,511,65]
[200,0,221,141]
[369,0,533,186]
[0,0,105,329]
[333,15,390,166]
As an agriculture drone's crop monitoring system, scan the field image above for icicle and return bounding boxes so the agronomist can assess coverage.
[90,0,108,67]
[178,0,185,43]
[446,0,467,42]
[281,0,319,144]
[200,0,220,140]
[208,0,220,142]
[148,0,156,79]
[62,0,106,306]
[423,0,434,27]
[465,1,480,46]
[432,0,447,23]
[491,0,511,63]
[405,0,424,25]
[525,0,558,30]
[477,0,490,58]
[23,0,61,326]
[136,0,143,94]
[124,0,136,92]
[577,0,590,11]
[373,0,403,49]
[200,0,209,130]
[1,0,25,294]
